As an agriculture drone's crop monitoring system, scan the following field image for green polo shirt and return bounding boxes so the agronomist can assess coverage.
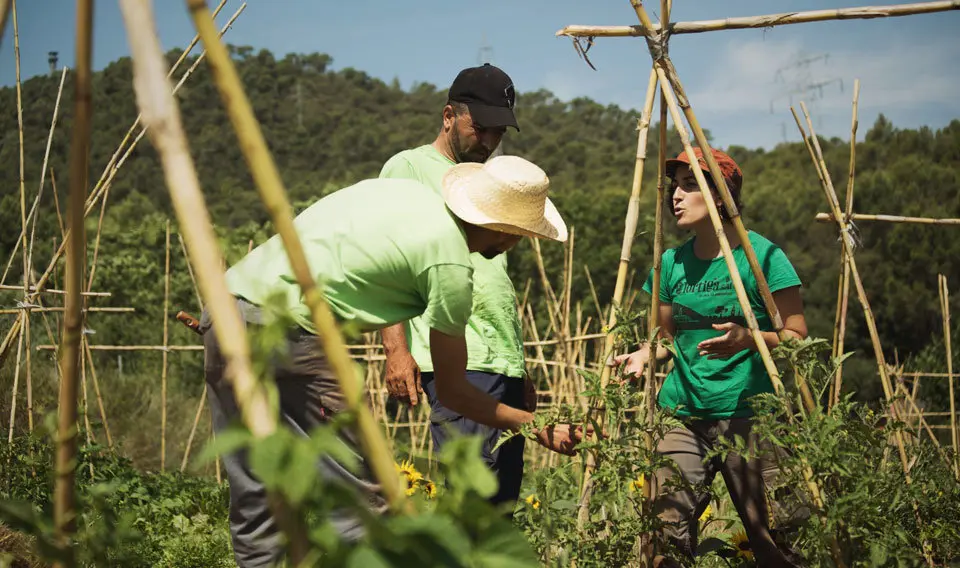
[379,145,525,378]
[226,178,474,338]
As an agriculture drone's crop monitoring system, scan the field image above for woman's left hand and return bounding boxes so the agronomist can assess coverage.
[697,322,753,359]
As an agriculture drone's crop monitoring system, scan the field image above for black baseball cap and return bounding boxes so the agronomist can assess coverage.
[448,63,519,131]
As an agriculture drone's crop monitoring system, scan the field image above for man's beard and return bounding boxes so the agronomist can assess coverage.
[451,131,490,164]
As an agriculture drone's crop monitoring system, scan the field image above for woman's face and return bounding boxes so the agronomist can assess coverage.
[671,164,717,229]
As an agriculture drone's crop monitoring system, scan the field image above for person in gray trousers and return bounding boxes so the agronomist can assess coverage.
[201,158,582,567]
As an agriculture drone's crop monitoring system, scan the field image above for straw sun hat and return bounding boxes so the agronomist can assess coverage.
[441,155,568,242]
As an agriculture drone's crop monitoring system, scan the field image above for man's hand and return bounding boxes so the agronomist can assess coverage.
[384,350,422,406]
[524,379,538,412]
[533,423,588,456]
[609,348,649,381]
[697,322,753,359]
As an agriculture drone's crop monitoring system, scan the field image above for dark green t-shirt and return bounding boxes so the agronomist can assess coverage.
[642,231,801,419]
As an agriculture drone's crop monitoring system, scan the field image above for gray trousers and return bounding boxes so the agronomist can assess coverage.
[201,299,385,568]
[653,418,799,567]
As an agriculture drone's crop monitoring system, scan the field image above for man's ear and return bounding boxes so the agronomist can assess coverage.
[441,105,457,130]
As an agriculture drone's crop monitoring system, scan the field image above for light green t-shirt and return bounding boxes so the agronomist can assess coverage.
[226,178,474,338]
[379,145,525,378]
[643,231,802,419]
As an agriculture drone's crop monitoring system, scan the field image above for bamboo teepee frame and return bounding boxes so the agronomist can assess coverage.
[557,0,957,565]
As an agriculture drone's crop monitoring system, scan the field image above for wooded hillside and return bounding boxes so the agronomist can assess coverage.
[1,45,958,404]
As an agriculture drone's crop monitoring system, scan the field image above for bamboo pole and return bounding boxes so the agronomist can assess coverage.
[13,0,26,302]
[556,1,960,37]
[36,344,202,351]
[832,79,860,407]
[79,340,94,450]
[53,0,93,563]
[6,0,34,443]
[583,266,603,320]
[6,327,24,443]
[0,307,134,315]
[638,40,671,566]
[26,67,70,286]
[939,275,958,479]
[0,0,10,48]
[815,212,960,225]
[83,338,112,449]
[161,221,171,470]
[50,170,65,239]
[24,310,32,433]
[118,0,310,560]
[576,67,659,529]
[0,285,110,297]
[180,387,208,472]
[178,233,204,310]
[642,83,669,520]
[792,105,934,566]
[185,0,406,514]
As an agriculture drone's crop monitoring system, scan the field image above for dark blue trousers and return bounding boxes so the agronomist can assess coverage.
[420,371,527,507]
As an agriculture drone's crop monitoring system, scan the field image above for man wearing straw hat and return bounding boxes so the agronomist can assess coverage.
[378,63,533,509]
[203,154,579,567]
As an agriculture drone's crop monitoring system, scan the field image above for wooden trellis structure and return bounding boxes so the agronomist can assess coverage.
[556,1,960,564]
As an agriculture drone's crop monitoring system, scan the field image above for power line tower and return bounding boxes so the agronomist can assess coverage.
[769,51,843,141]
[477,33,495,66]
[287,54,323,131]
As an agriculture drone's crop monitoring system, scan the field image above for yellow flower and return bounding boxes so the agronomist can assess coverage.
[524,494,540,510]
[730,530,754,561]
[423,480,437,499]
[699,504,712,522]
[395,459,418,478]
[395,460,423,496]
[629,476,646,493]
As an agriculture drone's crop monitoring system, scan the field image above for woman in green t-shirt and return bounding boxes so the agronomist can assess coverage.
[614,148,806,567]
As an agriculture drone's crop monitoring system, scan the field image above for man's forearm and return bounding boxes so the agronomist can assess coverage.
[381,323,409,355]
[430,328,534,432]
[440,382,534,432]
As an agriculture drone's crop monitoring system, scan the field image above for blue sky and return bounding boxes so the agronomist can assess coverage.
[2,0,959,149]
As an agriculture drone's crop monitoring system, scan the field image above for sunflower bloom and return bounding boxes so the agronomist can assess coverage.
[395,460,418,478]
[629,476,646,493]
[395,460,423,496]
[524,494,540,510]
[730,529,754,561]
[699,504,712,522]
[423,480,437,499]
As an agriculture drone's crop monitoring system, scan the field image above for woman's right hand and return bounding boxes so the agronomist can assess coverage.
[609,347,650,381]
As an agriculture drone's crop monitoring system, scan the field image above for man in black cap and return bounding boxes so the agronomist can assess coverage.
[378,64,535,510]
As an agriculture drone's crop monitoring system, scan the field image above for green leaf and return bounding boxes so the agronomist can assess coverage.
[195,425,252,467]
[438,435,497,499]
[248,431,292,490]
[346,546,391,568]
[549,499,578,511]
[282,438,320,505]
